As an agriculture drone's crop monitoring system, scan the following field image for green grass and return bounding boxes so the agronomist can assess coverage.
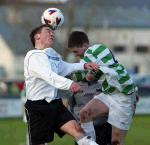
[0,115,150,145]
[0,118,26,145]
[125,115,150,145]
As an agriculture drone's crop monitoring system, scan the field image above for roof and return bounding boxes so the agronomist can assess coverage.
[79,0,150,8]
[0,1,150,54]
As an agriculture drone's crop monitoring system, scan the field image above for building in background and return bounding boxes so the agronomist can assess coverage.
[0,35,15,78]
[87,28,150,75]
[0,0,150,79]
[0,0,150,119]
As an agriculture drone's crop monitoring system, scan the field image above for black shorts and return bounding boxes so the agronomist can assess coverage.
[25,99,75,145]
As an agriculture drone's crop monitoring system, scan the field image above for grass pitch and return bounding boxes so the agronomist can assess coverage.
[0,115,149,145]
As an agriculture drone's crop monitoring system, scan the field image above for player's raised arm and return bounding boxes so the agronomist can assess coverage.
[59,59,99,76]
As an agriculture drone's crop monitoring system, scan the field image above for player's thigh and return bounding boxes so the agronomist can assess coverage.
[111,125,127,145]
[80,98,109,118]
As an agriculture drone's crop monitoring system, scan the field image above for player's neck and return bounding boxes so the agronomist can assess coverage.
[35,44,49,50]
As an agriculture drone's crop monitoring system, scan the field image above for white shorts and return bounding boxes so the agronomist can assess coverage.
[94,92,136,130]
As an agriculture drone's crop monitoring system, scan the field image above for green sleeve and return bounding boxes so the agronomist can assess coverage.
[66,71,87,82]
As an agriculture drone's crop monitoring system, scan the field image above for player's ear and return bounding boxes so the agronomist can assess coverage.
[34,33,40,40]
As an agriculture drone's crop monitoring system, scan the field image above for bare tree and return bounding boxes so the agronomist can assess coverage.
[63,0,77,59]
[84,0,98,32]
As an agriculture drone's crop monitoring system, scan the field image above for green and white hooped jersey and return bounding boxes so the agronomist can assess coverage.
[77,44,137,95]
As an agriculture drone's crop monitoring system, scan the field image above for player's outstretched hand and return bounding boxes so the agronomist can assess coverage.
[69,82,80,93]
[84,62,99,71]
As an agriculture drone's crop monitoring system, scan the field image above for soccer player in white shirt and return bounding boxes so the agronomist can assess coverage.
[24,24,99,145]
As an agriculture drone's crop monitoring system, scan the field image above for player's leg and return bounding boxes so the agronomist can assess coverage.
[60,120,85,140]
[79,94,126,145]
[57,103,99,145]
[80,98,109,123]
[81,121,96,141]
[60,120,99,145]
[109,93,135,145]
[111,126,127,145]
[79,103,125,145]
[71,105,96,141]
[94,122,112,145]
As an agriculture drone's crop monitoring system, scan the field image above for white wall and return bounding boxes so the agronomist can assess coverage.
[88,28,150,74]
[0,35,15,78]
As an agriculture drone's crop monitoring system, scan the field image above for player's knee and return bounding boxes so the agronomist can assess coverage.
[80,108,87,116]
[80,108,90,120]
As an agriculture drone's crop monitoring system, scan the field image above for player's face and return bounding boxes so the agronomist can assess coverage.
[71,46,87,57]
[40,27,55,48]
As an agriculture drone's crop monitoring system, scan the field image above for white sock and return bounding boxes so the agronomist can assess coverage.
[77,136,99,145]
[81,121,96,141]
[77,136,89,145]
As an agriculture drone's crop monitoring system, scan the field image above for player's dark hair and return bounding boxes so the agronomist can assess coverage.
[30,24,50,47]
[68,31,89,48]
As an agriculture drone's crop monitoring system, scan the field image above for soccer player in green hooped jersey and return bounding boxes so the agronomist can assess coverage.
[68,31,137,145]
[68,32,112,145]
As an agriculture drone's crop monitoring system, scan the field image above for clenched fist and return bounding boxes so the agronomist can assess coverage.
[84,62,99,71]
[69,82,80,93]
